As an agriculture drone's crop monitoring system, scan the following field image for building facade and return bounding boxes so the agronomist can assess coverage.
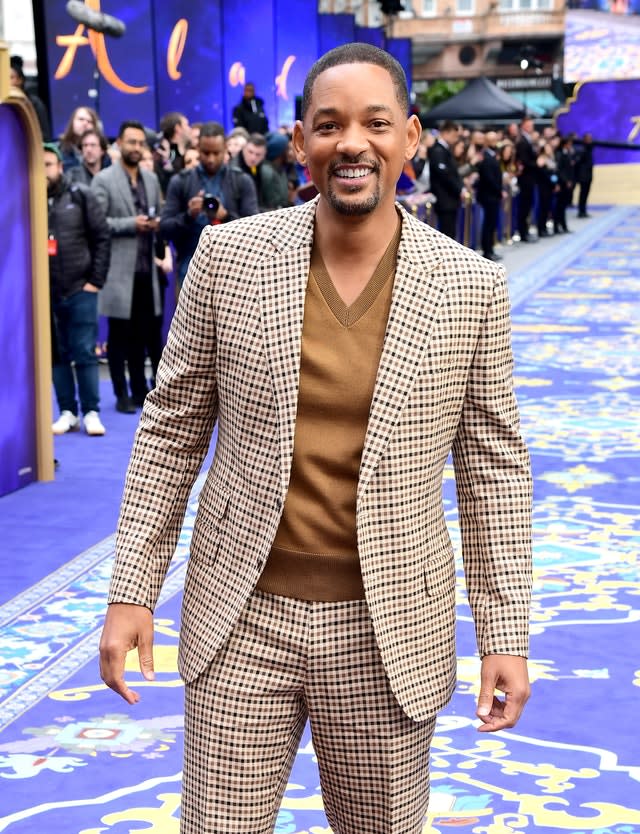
[320,0,565,112]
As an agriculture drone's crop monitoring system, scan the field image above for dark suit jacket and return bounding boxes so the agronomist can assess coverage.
[515,135,538,186]
[429,140,463,213]
[476,149,503,204]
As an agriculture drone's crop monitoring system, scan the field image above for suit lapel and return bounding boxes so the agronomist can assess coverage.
[256,202,447,501]
[358,211,447,502]
[115,163,136,214]
[258,201,316,496]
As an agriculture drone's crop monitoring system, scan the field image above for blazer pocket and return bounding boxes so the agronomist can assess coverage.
[190,482,231,565]
[424,549,456,597]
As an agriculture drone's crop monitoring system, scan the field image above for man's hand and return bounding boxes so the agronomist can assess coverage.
[188,190,205,219]
[135,214,152,233]
[82,283,99,293]
[99,603,155,704]
[476,654,530,733]
[215,200,228,222]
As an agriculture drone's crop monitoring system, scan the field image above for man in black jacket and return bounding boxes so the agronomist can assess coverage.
[515,116,539,243]
[575,133,594,218]
[429,120,464,239]
[475,131,504,261]
[232,83,269,135]
[45,143,111,436]
[160,121,258,286]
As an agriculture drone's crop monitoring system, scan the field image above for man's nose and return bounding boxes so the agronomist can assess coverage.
[336,124,369,157]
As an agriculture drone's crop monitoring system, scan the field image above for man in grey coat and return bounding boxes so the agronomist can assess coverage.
[92,120,164,414]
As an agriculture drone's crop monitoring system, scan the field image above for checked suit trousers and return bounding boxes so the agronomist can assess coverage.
[182,589,437,834]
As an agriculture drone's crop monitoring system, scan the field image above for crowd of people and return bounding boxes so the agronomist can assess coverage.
[407,117,594,258]
[45,87,315,438]
[41,77,593,441]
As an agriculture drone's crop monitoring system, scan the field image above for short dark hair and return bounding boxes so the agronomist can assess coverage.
[10,55,25,82]
[439,120,459,134]
[246,133,267,148]
[80,128,108,152]
[118,119,146,138]
[159,111,187,140]
[301,42,408,120]
[199,121,226,141]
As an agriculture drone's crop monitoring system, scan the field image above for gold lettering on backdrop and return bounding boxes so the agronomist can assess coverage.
[54,0,148,93]
[167,19,188,80]
[275,54,296,100]
[628,116,640,143]
[228,61,246,88]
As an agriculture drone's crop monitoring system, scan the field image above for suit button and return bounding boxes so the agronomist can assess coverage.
[275,496,282,510]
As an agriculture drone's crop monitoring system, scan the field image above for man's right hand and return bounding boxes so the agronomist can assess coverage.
[135,214,152,233]
[188,190,205,219]
[99,602,155,704]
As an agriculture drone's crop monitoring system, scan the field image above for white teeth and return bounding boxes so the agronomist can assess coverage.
[335,167,370,178]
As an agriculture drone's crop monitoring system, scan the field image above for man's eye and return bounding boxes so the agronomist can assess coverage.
[317,123,337,132]
[370,120,389,129]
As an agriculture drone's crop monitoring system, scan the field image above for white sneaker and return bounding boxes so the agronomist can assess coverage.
[83,410,106,436]
[52,410,80,434]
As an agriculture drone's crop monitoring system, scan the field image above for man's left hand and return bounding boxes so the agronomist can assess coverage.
[476,654,530,733]
[83,283,99,293]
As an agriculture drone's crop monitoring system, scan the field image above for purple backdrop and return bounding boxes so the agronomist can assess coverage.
[0,106,38,496]
[556,79,640,165]
[42,0,412,138]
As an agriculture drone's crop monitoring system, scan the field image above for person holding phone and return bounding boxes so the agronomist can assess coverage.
[91,121,165,413]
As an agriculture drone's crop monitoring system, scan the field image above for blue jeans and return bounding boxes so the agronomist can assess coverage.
[52,290,100,415]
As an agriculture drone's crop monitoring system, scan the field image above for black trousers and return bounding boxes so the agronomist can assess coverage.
[537,186,553,236]
[578,179,592,215]
[436,209,458,240]
[553,184,571,232]
[108,271,163,401]
[479,200,499,256]
[517,179,535,240]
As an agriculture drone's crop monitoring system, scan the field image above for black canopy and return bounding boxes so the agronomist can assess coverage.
[420,77,527,127]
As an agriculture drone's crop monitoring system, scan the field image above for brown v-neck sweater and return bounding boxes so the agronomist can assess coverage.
[256,219,402,601]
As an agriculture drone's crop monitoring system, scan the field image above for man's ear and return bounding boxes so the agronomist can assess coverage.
[292,120,306,165]
[405,114,422,160]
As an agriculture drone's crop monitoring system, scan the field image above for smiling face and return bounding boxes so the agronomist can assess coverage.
[293,62,419,219]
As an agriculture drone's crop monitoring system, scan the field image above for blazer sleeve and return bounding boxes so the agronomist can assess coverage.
[451,267,533,659]
[107,225,220,609]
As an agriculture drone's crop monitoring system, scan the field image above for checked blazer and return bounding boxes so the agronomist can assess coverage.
[108,197,533,722]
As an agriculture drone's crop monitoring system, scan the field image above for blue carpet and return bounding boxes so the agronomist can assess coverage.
[1,209,639,832]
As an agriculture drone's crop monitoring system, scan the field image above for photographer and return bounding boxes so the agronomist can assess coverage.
[160,121,258,287]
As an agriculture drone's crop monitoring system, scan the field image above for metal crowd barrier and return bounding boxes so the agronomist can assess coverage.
[399,189,521,251]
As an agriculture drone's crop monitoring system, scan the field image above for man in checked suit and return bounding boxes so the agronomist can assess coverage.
[100,43,533,834]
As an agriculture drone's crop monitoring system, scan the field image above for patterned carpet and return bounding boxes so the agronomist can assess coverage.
[1,207,639,833]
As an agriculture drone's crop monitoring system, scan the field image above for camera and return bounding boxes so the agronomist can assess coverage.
[202,193,219,218]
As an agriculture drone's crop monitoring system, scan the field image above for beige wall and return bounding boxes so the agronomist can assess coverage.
[590,164,640,206]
